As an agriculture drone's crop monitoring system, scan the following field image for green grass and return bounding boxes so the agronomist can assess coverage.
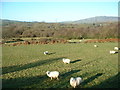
[2,42,119,88]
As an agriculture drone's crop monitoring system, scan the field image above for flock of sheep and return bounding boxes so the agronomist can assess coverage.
[43,45,119,88]
[44,51,83,88]
[94,45,119,54]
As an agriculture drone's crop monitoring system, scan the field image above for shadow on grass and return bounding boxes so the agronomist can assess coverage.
[91,72,119,88]
[64,73,103,88]
[73,72,119,88]
[48,52,56,55]
[2,74,47,88]
[61,70,81,78]
[82,73,103,86]
[55,69,81,88]
[71,59,81,63]
[3,72,119,88]
[2,57,65,75]
[81,57,102,67]
[2,69,81,88]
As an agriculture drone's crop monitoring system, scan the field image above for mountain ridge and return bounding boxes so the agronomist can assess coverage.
[60,16,119,24]
[1,16,119,24]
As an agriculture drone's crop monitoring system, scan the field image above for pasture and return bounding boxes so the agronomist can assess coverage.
[2,42,119,88]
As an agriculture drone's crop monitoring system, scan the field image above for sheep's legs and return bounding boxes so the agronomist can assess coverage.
[57,77,59,80]
[51,77,52,80]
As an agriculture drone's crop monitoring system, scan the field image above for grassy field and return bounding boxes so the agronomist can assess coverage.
[2,42,119,88]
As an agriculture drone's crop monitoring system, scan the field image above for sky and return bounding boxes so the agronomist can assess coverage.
[1,1,118,22]
[1,0,120,2]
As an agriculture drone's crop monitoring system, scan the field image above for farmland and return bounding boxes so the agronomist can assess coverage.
[2,42,119,88]
[1,2,119,89]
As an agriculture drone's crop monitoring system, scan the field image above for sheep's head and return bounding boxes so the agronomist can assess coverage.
[46,71,50,75]
[62,58,65,61]
[46,51,48,53]
[76,77,83,83]
[63,58,65,60]
[70,77,75,81]
[70,77,77,88]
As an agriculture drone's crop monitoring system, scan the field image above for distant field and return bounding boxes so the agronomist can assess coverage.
[2,42,119,88]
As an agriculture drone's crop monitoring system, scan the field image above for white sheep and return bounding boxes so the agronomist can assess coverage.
[114,47,119,51]
[110,50,117,54]
[94,45,98,47]
[70,77,83,88]
[62,58,70,64]
[79,40,82,42]
[44,51,49,55]
[46,71,59,80]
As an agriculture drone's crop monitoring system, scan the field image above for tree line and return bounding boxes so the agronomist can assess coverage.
[2,20,119,39]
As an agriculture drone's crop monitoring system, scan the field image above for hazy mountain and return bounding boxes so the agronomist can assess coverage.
[61,16,119,24]
[1,16,119,24]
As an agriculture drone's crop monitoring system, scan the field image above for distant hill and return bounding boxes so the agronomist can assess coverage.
[61,16,119,24]
[1,16,119,24]
[1,19,23,23]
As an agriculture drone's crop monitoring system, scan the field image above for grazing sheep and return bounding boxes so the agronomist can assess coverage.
[94,45,98,47]
[79,40,82,42]
[62,58,70,64]
[44,51,49,55]
[114,47,119,51]
[46,71,59,80]
[70,77,83,88]
[110,50,117,54]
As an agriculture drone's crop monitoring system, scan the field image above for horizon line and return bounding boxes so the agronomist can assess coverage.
[1,15,119,23]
